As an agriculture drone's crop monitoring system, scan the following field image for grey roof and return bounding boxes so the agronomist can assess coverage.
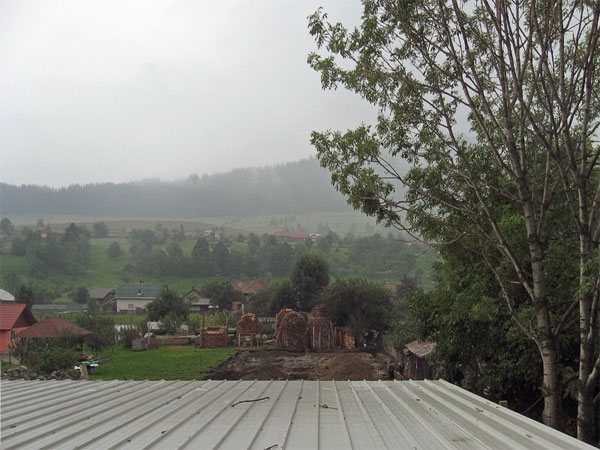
[405,340,436,358]
[0,288,15,301]
[90,287,115,300]
[0,379,592,450]
[115,283,162,300]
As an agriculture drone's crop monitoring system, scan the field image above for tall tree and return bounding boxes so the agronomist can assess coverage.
[92,221,109,238]
[106,241,122,259]
[191,238,214,276]
[291,253,330,311]
[212,240,231,275]
[0,217,13,235]
[320,278,394,336]
[201,279,240,311]
[309,0,599,439]
[147,287,188,322]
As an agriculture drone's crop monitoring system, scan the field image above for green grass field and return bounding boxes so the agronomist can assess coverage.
[89,345,236,380]
[1,216,437,302]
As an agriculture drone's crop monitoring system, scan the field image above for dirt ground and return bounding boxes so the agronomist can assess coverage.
[204,349,391,380]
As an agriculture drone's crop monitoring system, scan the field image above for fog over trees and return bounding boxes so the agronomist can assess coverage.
[0,158,351,218]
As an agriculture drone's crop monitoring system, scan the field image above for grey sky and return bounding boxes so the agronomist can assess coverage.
[1,1,376,188]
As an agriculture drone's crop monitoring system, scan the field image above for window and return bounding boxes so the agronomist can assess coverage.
[128,304,134,310]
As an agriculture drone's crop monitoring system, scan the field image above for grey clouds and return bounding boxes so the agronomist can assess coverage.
[1,1,376,187]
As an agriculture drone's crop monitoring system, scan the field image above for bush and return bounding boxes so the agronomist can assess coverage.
[34,346,77,374]
[76,315,117,352]
[160,312,183,335]
[119,327,140,349]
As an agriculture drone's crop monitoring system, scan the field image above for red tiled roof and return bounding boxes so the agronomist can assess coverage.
[0,304,36,330]
[244,278,267,294]
[17,317,92,338]
[232,278,267,295]
[290,233,309,240]
[231,281,249,292]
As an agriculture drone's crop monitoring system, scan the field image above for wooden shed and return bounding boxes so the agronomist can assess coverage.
[403,340,436,380]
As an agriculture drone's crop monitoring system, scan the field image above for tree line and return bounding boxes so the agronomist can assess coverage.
[0,158,350,218]
[10,223,91,275]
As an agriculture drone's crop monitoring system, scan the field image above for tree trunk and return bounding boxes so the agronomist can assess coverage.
[577,234,598,443]
[540,335,562,429]
[577,386,595,443]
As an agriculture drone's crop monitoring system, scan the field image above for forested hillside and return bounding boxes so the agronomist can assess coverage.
[0,158,350,218]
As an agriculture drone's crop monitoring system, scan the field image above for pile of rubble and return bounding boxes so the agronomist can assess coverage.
[1,365,82,381]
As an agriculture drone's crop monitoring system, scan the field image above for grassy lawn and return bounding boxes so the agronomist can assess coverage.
[89,345,236,381]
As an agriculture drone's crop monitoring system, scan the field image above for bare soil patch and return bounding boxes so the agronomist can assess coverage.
[204,349,389,380]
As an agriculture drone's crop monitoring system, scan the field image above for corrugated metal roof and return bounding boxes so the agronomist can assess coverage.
[115,283,162,300]
[0,379,592,449]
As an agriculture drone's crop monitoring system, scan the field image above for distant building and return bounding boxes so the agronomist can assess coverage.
[91,287,116,311]
[231,278,267,301]
[402,340,436,380]
[114,283,162,313]
[183,288,215,314]
[0,289,16,303]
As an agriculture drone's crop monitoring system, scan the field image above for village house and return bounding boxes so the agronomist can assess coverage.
[231,278,267,301]
[114,282,162,313]
[183,287,215,314]
[90,287,116,311]
[0,303,37,352]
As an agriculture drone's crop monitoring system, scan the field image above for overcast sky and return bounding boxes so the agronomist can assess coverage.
[1,1,376,188]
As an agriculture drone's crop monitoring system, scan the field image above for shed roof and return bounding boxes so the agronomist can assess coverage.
[17,316,92,338]
[115,283,162,300]
[0,379,592,449]
[90,287,115,299]
[0,303,36,330]
[405,340,436,358]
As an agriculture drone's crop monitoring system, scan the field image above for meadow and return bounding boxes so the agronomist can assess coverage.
[89,345,236,381]
[1,216,436,304]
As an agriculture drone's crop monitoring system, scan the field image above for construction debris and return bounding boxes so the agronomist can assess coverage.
[2,365,83,381]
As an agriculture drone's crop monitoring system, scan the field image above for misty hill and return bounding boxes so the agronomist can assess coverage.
[0,158,352,219]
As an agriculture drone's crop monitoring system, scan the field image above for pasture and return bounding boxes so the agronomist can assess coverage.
[89,345,236,381]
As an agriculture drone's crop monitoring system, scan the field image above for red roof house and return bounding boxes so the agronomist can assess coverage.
[17,317,92,339]
[0,304,37,352]
[231,278,267,297]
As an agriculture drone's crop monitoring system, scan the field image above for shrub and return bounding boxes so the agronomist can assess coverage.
[34,346,77,374]
[119,327,140,349]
